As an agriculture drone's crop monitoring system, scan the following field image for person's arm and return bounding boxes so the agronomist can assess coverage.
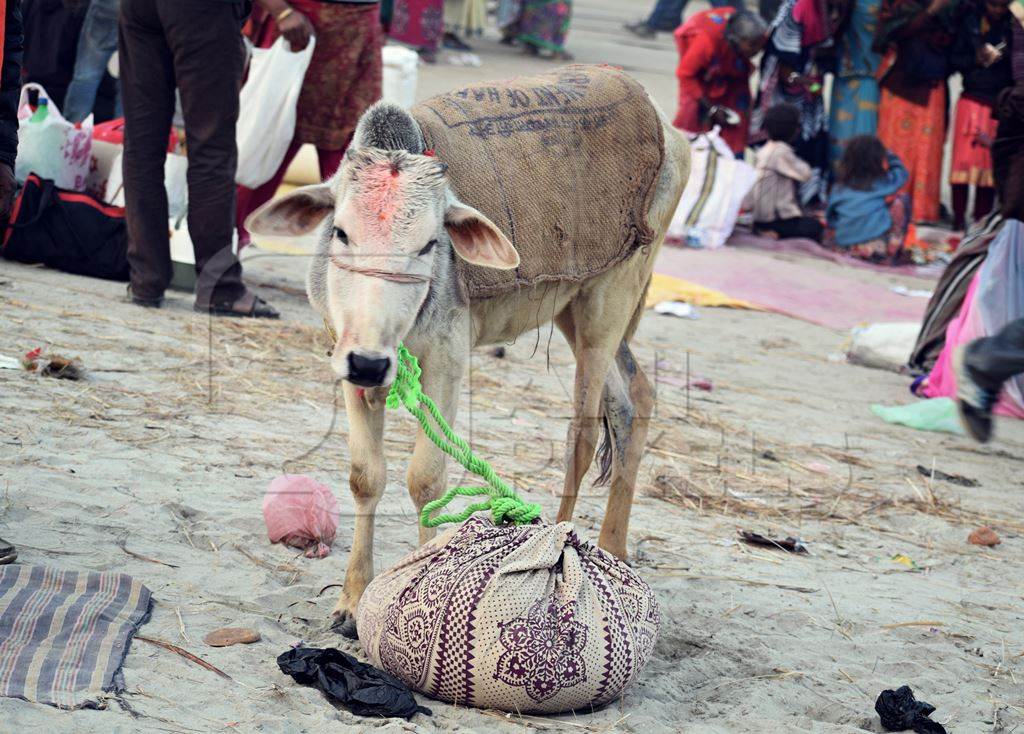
[0,0,23,223]
[254,0,314,51]
[673,26,716,131]
[825,197,838,228]
[773,145,813,182]
[889,0,951,42]
[876,151,909,194]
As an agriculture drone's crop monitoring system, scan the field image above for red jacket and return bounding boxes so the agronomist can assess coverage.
[673,8,752,154]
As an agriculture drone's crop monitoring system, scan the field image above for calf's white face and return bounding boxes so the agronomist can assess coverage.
[245,147,520,387]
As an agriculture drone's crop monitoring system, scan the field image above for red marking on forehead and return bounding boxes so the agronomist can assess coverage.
[354,162,408,240]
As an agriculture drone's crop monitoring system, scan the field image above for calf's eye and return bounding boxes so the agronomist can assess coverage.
[334,227,348,244]
[419,239,437,256]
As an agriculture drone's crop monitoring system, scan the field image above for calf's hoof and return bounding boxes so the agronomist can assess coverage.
[330,609,359,640]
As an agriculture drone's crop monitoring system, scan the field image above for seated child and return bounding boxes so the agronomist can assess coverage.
[747,103,823,242]
[826,135,910,261]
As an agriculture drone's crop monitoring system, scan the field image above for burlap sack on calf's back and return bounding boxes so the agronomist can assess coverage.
[411,65,666,300]
[357,517,661,714]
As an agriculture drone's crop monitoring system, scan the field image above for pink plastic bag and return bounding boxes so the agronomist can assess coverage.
[262,475,340,558]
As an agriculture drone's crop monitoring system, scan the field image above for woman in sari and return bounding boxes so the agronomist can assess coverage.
[829,0,882,165]
[750,0,835,206]
[235,1,383,247]
[873,0,956,223]
[500,0,573,59]
[385,0,444,62]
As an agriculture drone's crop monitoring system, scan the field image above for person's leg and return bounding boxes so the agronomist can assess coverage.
[645,0,685,30]
[120,0,176,304]
[951,183,968,231]
[235,139,303,245]
[966,319,1024,393]
[316,144,348,181]
[759,217,822,240]
[957,318,1024,441]
[64,0,121,123]
[974,186,995,223]
[159,0,251,310]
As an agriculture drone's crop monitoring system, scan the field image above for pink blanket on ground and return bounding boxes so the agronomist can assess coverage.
[922,274,1024,418]
[654,246,930,331]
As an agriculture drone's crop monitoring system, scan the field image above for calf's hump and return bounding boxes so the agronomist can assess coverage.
[411,64,666,300]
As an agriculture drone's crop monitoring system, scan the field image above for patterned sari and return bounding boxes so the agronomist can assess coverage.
[517,0,572,53]
[874,0,953,222]
[751,0,831,205]
[829,0,881,164]
[388,0,444,50]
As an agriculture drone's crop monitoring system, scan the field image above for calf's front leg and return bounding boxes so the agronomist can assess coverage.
[406,347,466,546]
[333,382,386,638]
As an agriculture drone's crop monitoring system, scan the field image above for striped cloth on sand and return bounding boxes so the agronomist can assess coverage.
[0,565,152,709]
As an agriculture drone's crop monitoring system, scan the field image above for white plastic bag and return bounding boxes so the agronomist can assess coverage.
[104,150,189,220]
[382,44,419,109]
[847,322,920,372]
[15,83,93,191]
[667,128,755,250]
[236,36,316,188]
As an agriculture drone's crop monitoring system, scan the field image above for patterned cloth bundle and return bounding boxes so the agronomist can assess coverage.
[357,517,660,714]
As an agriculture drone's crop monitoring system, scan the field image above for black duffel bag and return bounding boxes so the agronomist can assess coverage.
[2,173,129,281]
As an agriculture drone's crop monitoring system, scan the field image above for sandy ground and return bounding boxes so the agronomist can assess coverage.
[2,2,1022,732]
[2,242,1024,733]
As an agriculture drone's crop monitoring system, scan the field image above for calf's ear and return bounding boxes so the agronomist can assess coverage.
[244,183,335,237]
[444,203,520,270]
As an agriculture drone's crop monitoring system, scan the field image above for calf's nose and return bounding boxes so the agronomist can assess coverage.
[346,352,391,387]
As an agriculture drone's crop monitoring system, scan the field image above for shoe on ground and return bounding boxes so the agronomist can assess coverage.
[126,284,163,308]
[195,291,279,319]
[624,20,657,38]
[443,31,473,51]
[954,346,996,442]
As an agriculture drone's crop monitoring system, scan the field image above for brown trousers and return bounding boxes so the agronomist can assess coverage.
[119,0,247,305]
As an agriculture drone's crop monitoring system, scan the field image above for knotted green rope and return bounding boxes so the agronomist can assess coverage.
[386,345,543,528]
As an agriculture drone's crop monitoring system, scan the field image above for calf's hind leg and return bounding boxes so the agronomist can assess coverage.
[598,341,654,560]
[333,382,386,637]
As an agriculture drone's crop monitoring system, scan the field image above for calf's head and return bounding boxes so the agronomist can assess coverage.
[245,126,518,387]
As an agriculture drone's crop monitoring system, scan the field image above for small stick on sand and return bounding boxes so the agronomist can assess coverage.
[135,635,232,680]
[654,568,818,593]
[175,607,191,644]
[880,620,946,630]
[117,540,179,568]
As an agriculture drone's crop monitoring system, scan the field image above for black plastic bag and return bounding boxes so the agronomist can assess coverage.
[277,646,431,720]
[875,685,947,734]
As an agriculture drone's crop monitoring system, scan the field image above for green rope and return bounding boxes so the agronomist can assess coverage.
[386,345,543,529]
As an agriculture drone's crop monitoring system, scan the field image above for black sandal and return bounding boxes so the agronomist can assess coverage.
[126,285,163,308]
[0,537,16,565]
[196,291,280,319]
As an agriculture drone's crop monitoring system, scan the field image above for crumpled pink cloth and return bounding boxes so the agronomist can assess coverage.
[923,274,1024,418]
[262,475,340,558]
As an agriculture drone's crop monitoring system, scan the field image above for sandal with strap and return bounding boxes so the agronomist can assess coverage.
[196,291,280,319]
[0,537,16,565]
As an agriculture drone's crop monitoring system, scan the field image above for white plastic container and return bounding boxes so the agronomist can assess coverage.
[382,45,419,109]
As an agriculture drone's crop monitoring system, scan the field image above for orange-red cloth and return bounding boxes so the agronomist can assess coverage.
[877,81,946,222]
[950,95,997,188]
[673,8,752,154]
[0,0,6,79]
